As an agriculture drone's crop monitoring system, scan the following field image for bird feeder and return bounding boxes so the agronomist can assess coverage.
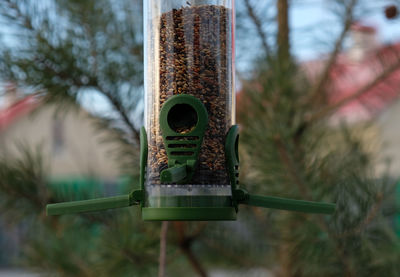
[46,0,335,220]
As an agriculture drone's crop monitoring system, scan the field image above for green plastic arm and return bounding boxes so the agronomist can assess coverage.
[160,164,187,183]
[235,189,335,215]
[47,195,133,216]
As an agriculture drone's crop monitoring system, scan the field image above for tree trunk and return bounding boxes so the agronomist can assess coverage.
[158,221,169,277]
[277,0,290,63]
[173,222,208,277]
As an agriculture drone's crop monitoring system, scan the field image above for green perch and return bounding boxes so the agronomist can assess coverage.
[46,190,143,216]
[46,188,335,216]
[46,195,132,216]
[234,189,335,215]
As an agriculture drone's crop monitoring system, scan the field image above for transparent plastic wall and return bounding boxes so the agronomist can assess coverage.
[144,0,235,207]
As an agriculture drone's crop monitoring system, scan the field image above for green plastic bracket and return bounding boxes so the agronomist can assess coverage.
[46,188,144,216]
[47,194,131,215]
[46,190,144,216]
[159,94,208,184]
[225,126,336,215]
[139,127,148,208]
[225,125,240,211]
[139,127,148,192]
[234,188,336,215]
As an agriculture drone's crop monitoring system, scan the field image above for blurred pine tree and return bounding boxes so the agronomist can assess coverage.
[237,0,400,276]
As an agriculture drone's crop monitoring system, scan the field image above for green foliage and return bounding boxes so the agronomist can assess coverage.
[0,146,48,222]
[0,148,163,276]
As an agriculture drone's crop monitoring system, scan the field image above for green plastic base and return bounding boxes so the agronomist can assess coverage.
[142,207,237,221]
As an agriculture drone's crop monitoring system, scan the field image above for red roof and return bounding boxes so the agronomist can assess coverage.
[350,22,377,34]
[303,42,400,123]
[0,95,41,132]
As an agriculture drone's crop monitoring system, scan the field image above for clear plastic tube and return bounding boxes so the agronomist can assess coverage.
[144,0,235,207]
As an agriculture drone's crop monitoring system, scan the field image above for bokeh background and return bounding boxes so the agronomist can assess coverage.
[0,0,400,276]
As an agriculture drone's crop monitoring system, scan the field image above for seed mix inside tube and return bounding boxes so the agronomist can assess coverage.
[148,5,232,186]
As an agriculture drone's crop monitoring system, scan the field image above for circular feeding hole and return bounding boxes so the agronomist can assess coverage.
[167,104,198,134]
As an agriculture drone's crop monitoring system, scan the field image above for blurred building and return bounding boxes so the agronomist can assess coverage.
[0,83,122,181]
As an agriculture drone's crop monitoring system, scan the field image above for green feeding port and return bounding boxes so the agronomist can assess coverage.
[159,94,208,184]
[167,103,198,134]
